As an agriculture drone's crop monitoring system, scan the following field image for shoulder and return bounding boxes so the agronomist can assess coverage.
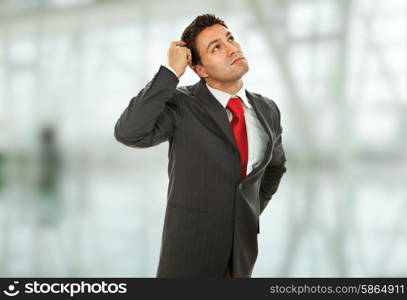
[176,85,194,96]
[248,91,282,120]
[174,80,200,99]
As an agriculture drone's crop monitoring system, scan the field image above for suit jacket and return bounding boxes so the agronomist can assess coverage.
[114,66,287,277]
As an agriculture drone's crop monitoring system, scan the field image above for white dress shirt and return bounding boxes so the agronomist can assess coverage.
[162,64,268,175]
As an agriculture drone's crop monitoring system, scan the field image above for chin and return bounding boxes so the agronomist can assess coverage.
[210,65,249,82]
[235,65,249,79]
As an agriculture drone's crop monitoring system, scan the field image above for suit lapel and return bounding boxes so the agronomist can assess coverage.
[245,90,273,145]
[244,90,274,178]
[192,79,238,150]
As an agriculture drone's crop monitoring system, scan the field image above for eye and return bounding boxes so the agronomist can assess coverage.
[212,45,220,52]
[228,36,235,41]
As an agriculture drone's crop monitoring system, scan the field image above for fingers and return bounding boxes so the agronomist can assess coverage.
[171,40,187,47]
[170,40,191,55]
[168,40,192,72]
[186,52,192,65]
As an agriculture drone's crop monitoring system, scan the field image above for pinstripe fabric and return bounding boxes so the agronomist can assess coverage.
[114,65,287,277]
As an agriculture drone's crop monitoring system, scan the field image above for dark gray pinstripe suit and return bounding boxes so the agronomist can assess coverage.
[114,66,286,277]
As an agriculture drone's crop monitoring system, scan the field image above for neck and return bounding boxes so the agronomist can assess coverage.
[205,78,243,95]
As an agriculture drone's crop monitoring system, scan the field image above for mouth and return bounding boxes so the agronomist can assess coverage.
[231,57,244,65]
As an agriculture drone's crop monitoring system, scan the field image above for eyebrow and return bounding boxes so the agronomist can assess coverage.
[206,31,232,52]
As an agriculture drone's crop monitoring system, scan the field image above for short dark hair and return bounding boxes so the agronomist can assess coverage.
[181,14,227,66]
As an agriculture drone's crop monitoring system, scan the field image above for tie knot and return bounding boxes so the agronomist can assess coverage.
[227,97,244,115]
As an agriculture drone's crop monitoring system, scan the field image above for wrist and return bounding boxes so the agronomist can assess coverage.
[162,63,180,78]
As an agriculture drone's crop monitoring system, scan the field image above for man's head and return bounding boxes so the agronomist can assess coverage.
[181,14,249,83]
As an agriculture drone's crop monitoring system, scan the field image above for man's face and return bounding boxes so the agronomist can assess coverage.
[193,24,249,83]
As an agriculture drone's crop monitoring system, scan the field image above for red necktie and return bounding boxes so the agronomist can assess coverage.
[227,97,248,178]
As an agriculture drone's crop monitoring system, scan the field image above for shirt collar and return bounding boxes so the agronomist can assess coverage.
[206,82,252,110]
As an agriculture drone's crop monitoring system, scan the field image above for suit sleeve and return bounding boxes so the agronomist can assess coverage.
[259,105,287,215]
[114,65,182,148]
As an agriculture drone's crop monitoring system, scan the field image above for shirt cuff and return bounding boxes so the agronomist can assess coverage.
[161,64,179,78]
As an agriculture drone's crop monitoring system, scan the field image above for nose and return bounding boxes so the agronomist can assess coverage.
[226,42,239,56]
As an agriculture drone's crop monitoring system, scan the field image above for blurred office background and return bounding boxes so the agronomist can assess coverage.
[0,0,406,277]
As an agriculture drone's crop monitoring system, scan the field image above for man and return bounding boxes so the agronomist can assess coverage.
[114,14,286,278]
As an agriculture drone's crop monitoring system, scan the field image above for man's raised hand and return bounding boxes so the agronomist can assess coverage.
[167,41,192,78]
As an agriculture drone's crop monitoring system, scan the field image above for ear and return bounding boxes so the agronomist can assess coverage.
[192,64,208,79]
